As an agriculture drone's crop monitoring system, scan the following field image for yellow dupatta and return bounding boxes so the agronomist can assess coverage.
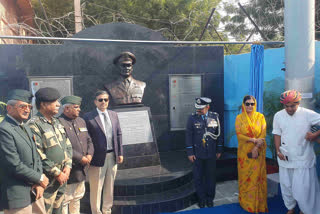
[239,97,261,139]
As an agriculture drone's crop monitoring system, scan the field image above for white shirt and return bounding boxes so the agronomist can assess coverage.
[272,107,320,168]
[96,108,113,150]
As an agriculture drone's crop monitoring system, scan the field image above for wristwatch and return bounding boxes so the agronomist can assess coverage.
[277,151,281,155]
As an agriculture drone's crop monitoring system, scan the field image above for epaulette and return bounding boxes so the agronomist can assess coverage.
[208,111,219,117]
[26,116,40,124]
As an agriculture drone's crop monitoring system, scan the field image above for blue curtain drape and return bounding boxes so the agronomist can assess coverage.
[249,45,264,113]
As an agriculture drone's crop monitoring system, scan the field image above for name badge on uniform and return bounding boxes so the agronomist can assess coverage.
[194,122,201,129]
[207,118,218,128]
[79,127,88,132]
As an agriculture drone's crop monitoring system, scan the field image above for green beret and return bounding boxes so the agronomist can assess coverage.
[113,51,136,65]
[61,96,82,105]
[7,89,33,104]
[35,87,60,102]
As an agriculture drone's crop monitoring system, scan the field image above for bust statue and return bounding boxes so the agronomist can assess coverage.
[104,52,146,105]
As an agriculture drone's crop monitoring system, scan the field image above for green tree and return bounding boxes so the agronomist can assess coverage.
[222,0,320,42]
[31,0,75,37]
[221,0,284,42]
[30,0,224,42]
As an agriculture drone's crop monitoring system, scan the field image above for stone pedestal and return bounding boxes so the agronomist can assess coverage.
[112,105,160,169]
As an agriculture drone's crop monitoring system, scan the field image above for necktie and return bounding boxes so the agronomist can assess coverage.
[102,113,109,133]
[125,79,130,89]
[103,112,112,149]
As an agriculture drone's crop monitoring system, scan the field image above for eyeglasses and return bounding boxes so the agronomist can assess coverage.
[245,103,255,106]
[97,98,109,102]
[121,63,132,67]
[17,104,33,110]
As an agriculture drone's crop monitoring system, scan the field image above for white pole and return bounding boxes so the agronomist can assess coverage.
[284,0,315,108]
[74,0,82,33]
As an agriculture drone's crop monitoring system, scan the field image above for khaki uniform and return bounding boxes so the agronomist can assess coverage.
[28,112,72,214]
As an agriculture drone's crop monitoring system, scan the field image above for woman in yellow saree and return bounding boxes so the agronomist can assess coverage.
[235,95,268,213]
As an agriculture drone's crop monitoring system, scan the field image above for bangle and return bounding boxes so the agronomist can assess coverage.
[277,151,281,155]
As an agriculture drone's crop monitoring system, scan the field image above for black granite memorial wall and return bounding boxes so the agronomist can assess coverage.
[0,23,224,153]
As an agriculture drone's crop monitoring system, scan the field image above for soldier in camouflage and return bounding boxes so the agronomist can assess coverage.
[28,87,73,214]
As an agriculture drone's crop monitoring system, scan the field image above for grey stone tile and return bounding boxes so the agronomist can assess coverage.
[179,180,240,212]
[213,198,233,206]
[226,196,239,203]
[214,190,224,199]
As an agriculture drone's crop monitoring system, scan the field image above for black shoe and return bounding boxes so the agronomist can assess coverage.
[198,201,206,208]
[207,200,214,207]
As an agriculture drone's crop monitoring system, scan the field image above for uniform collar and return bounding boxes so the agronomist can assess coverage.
[120,75,133,83]
[7,114,23,125]
[201,112,208,119]
[61,113,76,122]
[36,111,56,124]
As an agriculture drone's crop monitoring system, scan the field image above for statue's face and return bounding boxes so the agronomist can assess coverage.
[118,60,133,78]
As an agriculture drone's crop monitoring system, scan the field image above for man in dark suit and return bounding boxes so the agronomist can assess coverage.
[58,95,94,214]
[0,89,49,214]
[83,90,123,214]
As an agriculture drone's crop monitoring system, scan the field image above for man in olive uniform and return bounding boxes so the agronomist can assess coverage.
[185,97,223,208]
[28,87,73,214]
[0,89,49,214]
[104,51,146,105]
[58,96,94,214]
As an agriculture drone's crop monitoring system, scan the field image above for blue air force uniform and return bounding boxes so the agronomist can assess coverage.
[186,97,223,206]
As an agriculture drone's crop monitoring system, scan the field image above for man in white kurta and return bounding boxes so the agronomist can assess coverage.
[272,90,320,214]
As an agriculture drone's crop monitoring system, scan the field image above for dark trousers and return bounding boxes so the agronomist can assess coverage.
[193,157,217,202]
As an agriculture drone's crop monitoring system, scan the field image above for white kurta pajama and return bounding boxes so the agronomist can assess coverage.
[272,107,320,214]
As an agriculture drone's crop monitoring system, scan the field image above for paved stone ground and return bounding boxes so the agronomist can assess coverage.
[0,181,239,214]
[0,176,279,214]
[180,174,279,212]
[180,180,240,211]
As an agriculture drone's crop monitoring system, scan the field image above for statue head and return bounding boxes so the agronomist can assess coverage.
[113,52,136,78]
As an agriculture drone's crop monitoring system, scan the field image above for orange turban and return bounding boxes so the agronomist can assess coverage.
[280,90,301,104]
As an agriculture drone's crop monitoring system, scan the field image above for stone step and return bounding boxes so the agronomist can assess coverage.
[80,181,197,214]
[79,150,238,214]
[114,166,193,196]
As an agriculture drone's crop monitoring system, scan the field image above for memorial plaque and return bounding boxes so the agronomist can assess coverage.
[117,110,154,145]
[169,74,202,130]
[28,76,73,115]
[113,106,160,169]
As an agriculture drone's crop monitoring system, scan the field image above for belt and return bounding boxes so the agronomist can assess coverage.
[106,150,114,153]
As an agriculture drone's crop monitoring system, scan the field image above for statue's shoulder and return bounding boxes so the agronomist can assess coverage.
[132,78,146,88]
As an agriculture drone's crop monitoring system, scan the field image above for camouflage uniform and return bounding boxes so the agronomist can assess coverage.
[28,112,72,214]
